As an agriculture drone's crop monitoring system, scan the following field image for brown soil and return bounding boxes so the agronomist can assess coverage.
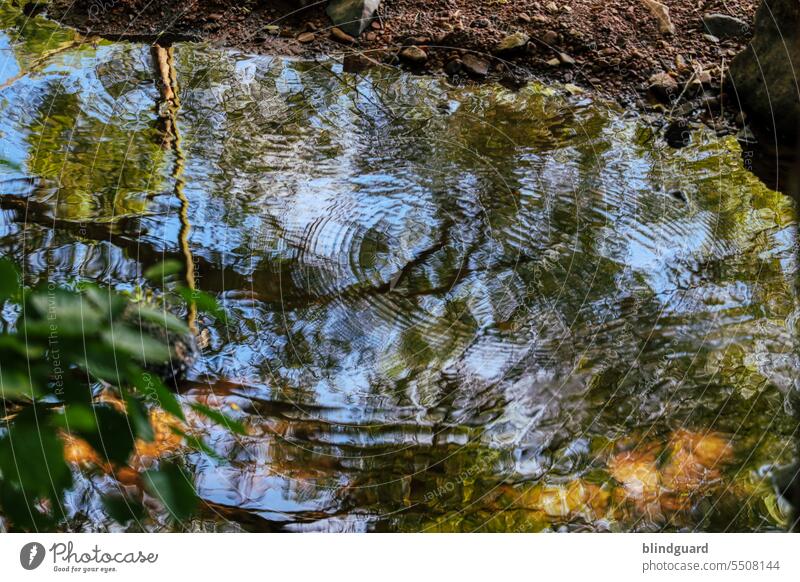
[47,0,757,105]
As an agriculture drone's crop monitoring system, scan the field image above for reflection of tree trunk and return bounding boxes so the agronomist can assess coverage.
[152,44,197,333]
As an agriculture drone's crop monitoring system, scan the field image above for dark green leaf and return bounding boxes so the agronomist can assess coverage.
[143,462,198,521]
[0,412,73,499]
[102,494,146,526]
[50,405,98,432]
[144,260,184,284]
[129,366,185,421]
[125,393,155,442]
[0,368,37,399]
[175,287,225,321]
[79,405,135,465]
[0,259,20,302]
[190,402,248,436]
[101,325,171,364]
[132,303,190,336]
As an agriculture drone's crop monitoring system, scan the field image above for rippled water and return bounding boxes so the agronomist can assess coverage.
[1,7,798,532]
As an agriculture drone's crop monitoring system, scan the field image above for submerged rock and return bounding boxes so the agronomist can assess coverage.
[729,0,800,143]
[327,0,381,37]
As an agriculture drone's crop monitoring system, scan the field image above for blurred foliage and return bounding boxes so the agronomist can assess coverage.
[0,258,227,531]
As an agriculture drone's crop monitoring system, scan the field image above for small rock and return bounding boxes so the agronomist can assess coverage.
[518,12,532,23]
[473,18,490,29]
[664,119,691,148]
[703,33,720,43]
[343,53,381,73]
[444,59,463,76]
[546,57,561,67]
[495,32,530,55]
[365,32,377,42]
[642,0,676,36]
[702,13,749,39]
[546,2,559,13]
[462,54,490,78]
[648,72,679,103]
[399,46,428,65]
[331,27,356,44]
[558,52,576,66]
[296,32,316,44]
[264,25,280,36]
[541,30,559,46]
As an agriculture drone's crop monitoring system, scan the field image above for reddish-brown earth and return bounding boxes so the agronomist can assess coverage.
[45,0,758,102]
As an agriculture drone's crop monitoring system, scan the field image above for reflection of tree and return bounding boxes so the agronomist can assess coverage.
[152,44,196,332]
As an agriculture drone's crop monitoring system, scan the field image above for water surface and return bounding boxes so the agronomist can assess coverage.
[0,6,798,532]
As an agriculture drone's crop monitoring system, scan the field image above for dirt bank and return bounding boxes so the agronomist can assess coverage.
[46,0,757,110]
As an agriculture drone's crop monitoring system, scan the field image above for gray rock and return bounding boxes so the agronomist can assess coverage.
[462,54,490,78]
[327,0,381,37]
[729,0,800,143]
[702,13,749,39]
[495,32,530,55]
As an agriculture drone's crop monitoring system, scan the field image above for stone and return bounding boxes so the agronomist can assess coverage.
[495,32,530,55]
[343,53,381,73]
[296,32,316,44]
[729,0,800,142]
[327,0,380,38]
[648,72,678,103]
[444,59,463,76]
[703,33,720,43]
[541,30,559,46]
[331,27,356,44]
[399,46,428,64]
[461,54,490,77]
[558,52,576,66]
[702,13,749,39]
[642,0,675,35]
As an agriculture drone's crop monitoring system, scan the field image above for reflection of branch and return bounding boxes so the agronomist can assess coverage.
[152,45,196,332]
[0,40,87,91]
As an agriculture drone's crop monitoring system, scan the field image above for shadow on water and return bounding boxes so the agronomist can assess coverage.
[1,5,799,532]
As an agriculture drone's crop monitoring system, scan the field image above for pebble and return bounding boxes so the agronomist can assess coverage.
[558,52,576,66]
[444,59,463,76]
[518,12,532,23]
[399,46,428,64]
[296,32,316,44]
[462,54,490,77]
[495,32,530,55]
[648,72,678,103]
[541,30,559,46]
[331,27,356,44]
